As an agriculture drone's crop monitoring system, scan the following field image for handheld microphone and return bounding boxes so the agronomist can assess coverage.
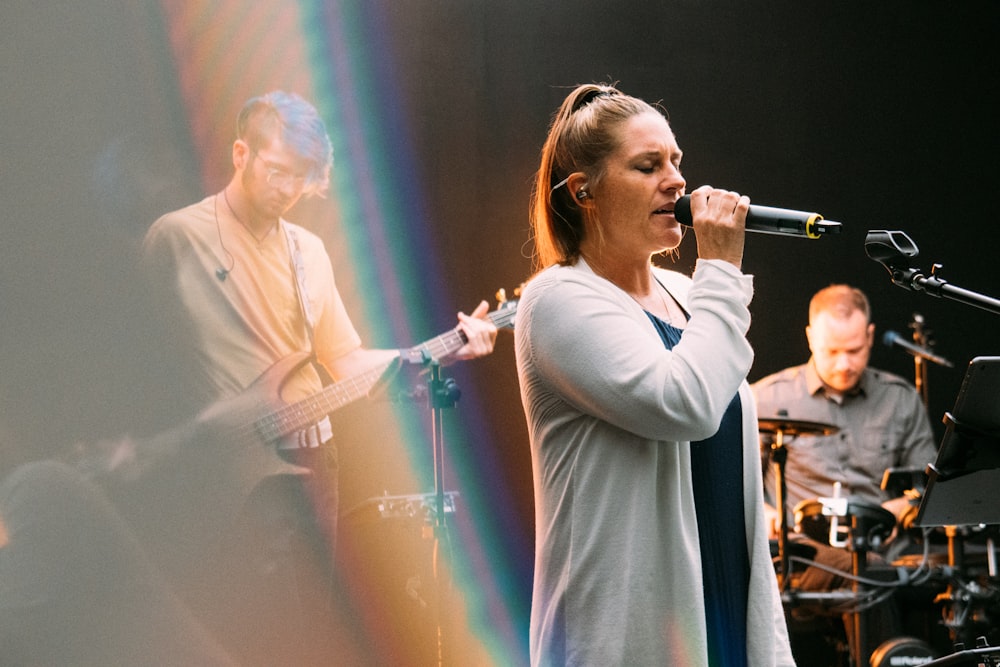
[674,195,842,239]
[882,330,953,368]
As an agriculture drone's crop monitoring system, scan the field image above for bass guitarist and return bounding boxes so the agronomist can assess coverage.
[140,90,497,665]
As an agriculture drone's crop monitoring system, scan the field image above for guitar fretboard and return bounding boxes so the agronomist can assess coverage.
[253,301,517,443]
[254,361,392,443]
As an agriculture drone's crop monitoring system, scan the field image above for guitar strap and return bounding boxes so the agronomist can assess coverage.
[283,223,317,351]
[283,224,333,450]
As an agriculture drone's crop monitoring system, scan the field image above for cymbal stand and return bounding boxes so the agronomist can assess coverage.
[769,427,792,590]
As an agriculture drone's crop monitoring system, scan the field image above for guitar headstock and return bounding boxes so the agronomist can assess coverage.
[492,285,522,331]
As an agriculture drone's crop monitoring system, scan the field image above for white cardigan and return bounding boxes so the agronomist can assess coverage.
[515,258,794,666]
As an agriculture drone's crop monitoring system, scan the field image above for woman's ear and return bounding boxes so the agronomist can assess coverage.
[566,172,593,206]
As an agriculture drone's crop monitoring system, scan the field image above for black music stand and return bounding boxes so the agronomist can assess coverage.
[915,356,1000,528]
[913,357,1000,650]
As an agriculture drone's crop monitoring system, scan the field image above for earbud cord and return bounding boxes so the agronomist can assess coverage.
[213,193,236,280]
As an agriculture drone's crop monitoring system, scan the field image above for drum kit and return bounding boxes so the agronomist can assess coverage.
[759,415,1000,667]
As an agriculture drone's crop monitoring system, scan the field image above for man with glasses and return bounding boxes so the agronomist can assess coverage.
[140,91,497,664]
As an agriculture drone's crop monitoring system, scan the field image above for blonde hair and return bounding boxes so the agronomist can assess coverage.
[528,84,664,270]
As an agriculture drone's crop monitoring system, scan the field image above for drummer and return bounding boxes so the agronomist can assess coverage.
[752,285,937,644]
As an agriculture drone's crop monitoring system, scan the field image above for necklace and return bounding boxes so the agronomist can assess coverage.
[649,284,673,324]
[589,258,677,324]
[654,284,673,323]
[631,278,679,325]
[222,188,276,248]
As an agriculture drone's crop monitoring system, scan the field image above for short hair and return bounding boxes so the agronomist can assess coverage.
[236,91,333,197]
[809,284,872,324]
[528,83,665,269]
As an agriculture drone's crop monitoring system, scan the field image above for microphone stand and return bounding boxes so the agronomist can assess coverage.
[910,314,931,408]
[865,230,1000,316]
[425,358,461,667]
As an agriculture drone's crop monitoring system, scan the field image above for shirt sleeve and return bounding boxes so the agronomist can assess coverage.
[523,261,754,441]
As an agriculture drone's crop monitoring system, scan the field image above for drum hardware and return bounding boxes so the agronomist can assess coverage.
[929,525,1000,652]
[789,492,902,665]
[758,416,839,590]
[849,502,883,666]
[807,493,897,665]
[799,482,852,549]
[912,357,1000,651]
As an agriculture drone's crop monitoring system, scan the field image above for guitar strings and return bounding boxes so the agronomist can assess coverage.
[240,304,517,445]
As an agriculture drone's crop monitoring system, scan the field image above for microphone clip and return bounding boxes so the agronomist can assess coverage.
[864,230,948,295]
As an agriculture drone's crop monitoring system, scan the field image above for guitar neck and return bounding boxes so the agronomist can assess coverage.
[400,303,518,364]
[257,328,463,442]
[253,300,518,443]
[400,328,468,365]
[254,362,393,444]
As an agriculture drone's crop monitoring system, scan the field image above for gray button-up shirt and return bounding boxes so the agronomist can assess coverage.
[752,361,937,512]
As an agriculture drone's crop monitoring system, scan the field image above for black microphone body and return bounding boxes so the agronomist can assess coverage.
[674,195,842,238]
[882,330,953,368]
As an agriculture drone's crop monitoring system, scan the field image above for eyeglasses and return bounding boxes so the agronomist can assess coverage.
[250,149,309,190]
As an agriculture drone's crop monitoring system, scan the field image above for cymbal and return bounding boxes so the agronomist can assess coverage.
[758,417,839,436]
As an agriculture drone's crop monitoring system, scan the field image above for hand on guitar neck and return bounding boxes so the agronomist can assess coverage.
[448,299,498,362]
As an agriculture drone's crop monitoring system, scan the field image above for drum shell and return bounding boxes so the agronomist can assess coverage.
[869,635,936,667]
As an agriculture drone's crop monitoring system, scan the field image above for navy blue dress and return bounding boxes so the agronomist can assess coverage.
[646,310,750,667]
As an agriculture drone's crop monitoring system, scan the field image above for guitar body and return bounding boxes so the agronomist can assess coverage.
[111,354,332,584]
[114,297,518,586]
[253,350,320,405]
